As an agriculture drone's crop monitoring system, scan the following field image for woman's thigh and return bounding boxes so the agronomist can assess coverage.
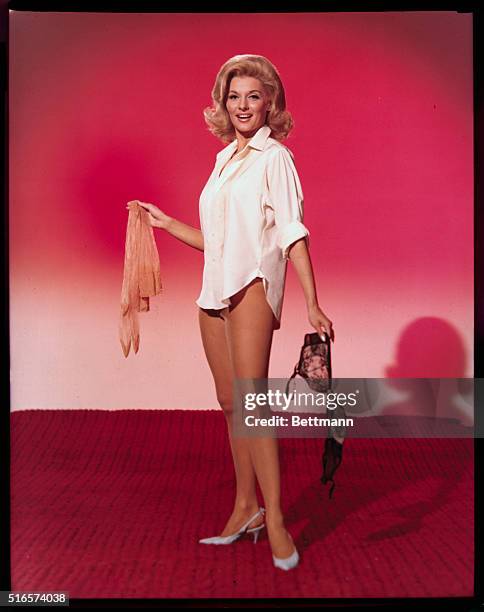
[225,278,275,379]
[198,307,233,405]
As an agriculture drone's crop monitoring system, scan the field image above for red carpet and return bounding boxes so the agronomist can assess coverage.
[10,409,473,599]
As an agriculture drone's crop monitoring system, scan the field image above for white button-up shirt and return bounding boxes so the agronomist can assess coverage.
[195,123,310,329]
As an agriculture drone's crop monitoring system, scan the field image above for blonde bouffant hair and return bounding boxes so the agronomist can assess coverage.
[203,54,294,144]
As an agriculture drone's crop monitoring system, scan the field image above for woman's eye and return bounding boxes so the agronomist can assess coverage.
[228,95,260,100]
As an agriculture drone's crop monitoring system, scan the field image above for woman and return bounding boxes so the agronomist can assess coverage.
[134,54,334,571]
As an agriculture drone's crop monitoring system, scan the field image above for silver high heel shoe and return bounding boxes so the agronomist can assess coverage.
[199,507,266,545]
[272,531,300,570]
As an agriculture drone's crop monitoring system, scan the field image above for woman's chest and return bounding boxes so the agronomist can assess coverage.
[217,153,241,178]
[205,160,267,208]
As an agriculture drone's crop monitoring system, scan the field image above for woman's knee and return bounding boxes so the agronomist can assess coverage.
[216,392,233,416]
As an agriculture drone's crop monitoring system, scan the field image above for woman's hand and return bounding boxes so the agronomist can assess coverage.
[126,200,172,230]
[308,303,335,343]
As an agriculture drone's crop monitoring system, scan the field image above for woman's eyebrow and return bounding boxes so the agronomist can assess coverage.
[229,89,261,94]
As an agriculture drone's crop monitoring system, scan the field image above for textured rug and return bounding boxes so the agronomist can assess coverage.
[10,409,474,599]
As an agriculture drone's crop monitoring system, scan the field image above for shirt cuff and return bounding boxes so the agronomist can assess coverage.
[278,221,310,260]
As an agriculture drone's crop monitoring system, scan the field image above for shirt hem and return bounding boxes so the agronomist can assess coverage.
[197,268,282,330]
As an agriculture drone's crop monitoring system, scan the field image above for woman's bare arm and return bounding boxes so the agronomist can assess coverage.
[287,238,335,341]
[163,216,204,252]
[129,200,204,252]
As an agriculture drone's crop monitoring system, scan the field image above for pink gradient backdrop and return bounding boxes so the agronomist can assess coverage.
[9,11,473,410]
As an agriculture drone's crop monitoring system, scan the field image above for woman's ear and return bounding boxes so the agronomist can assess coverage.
[265,94,272,113]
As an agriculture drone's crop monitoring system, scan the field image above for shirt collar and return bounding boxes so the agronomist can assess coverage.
[222,124,272,158]
[243,123,272,151]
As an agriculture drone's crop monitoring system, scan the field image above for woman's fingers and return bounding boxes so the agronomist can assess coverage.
[320,318,334,342]
[126,201,150,213]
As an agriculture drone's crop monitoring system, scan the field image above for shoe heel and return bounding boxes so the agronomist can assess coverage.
[251,525,264,543]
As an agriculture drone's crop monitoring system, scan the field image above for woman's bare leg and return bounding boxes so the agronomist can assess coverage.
[224,278,295,559]
[198,306,264,535]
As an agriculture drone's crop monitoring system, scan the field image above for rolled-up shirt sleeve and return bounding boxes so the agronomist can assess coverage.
[265,147,310,260]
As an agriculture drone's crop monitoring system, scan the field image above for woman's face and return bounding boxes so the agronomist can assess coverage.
[225,76,270,136]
